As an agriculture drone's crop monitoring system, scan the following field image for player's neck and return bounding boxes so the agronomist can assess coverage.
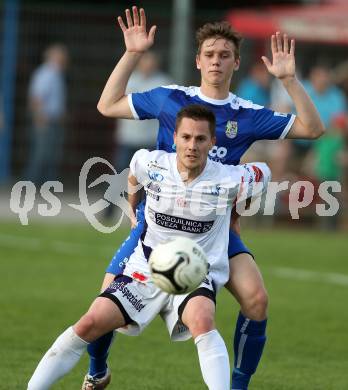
[177,162,207,184]
[199,82,230,100]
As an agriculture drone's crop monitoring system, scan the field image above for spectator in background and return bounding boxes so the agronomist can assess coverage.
[270,63,347,181]
[313,113,347,183]
[303,64,346,128]
[312,113,348,229]
[332,59,348,100]
[236,63,271,107]
[25,44,68,184]
[236,63,271,164]
[114,51,172,172]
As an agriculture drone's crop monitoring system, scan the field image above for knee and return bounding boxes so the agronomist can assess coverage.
[74,313,97,341]
[254,288,269,313]
[186,312,215,339]
[243,288,269,321]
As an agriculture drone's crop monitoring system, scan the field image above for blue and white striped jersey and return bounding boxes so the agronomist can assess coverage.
[128,85,295,165]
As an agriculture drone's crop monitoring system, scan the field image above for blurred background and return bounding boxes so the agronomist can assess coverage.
[0,0,347,228]
[1,2,348,388]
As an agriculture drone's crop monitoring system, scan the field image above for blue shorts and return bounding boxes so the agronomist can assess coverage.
[106,201,253,275]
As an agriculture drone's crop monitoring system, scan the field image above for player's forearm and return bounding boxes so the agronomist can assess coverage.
[281,76,325,139]
[97,51,142,118]
[128,191,141,217]
[128,173,142,227]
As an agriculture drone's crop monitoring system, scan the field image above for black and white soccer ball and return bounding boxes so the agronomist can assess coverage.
[149,237,209,294]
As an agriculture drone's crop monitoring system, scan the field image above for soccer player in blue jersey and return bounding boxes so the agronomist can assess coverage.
[82,7,324,390]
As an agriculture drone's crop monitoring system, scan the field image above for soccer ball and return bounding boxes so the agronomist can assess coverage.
[149,237,209,294]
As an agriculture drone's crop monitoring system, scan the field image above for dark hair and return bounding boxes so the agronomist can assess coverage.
[196,21,243,58]
[175,104,216,137]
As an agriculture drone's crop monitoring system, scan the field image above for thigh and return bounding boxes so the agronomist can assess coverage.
[163,275,217,342]
[226,252,266,304]
[74,296,126,342]
[87,296,126,330]
[181,296,215,327]
[101,275,168,337]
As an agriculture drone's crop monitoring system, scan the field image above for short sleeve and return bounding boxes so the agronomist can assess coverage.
[128,86,173,120]
[237,162,271,201]
[129,149,151,184]
[253,107,295,140]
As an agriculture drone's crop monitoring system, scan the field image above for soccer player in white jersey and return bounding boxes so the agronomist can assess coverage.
[83,7,324,390]
[28,105,271,390]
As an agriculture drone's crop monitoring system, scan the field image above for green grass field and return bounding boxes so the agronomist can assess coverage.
[1,222,347,390]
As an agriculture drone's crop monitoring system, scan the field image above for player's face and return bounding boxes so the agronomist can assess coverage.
[174,118,216,177]
[196,38,240,87]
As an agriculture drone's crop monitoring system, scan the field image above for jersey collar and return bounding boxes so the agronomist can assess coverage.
[172,153,212,187]
[197,87,234,105]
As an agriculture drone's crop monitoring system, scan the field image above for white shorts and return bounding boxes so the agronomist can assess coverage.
[100,274,216,342]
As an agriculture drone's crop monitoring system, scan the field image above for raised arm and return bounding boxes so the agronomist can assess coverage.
[97,7,156,118]
[262,32,325,139]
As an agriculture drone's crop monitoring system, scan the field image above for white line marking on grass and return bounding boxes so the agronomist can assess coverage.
[0,233,41,250]
[270,267,348,287]
[51,240,104,255]
[0,233,115,256]
[4,234,347,288]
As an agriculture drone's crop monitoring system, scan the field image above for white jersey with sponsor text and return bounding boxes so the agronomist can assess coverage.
[125,149,270,290]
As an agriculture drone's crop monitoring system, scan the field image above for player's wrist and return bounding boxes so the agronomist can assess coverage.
[279,75,297,87]
[125,49,145,56]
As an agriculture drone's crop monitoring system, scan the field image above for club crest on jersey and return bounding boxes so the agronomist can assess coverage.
[225,121,238,139]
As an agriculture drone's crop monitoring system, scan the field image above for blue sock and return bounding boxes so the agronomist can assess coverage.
[87,331,115,379]
[231,312,267,390]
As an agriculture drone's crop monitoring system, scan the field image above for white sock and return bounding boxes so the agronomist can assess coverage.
[195,329,230,390]
[28,326,88,390]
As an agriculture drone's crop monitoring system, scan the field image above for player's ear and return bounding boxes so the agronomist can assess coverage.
[210,136,216,148]
[196,54,201,70]
[173,130,177,144]
[234,57,240,71]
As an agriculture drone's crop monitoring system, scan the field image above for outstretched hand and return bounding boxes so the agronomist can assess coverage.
[261,32,296,80]
[118,6,156,53]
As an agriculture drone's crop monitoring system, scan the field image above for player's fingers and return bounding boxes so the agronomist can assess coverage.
[118,16,127,32]
[276,31,282,52]
[290,39,295,56]
[148,25,157,43]
[261,56,271,69]
[271,34,277,54]
[140,8,146,30]
[132,5,139,26]
[125,8,133,28]
[283,33,289,53]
